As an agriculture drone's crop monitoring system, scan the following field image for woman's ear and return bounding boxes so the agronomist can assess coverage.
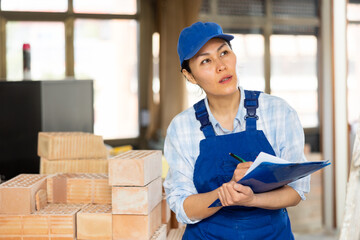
[182,69,197,84]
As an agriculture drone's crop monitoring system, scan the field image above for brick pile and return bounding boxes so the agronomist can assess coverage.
[0,149,183,239]
[109,150,166,240]
[0,174,87,239]
[38,132,108,174]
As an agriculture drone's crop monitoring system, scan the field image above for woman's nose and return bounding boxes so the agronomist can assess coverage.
[216,60,226,72]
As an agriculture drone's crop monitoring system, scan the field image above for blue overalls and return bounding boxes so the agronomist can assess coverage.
[182,90,294,240]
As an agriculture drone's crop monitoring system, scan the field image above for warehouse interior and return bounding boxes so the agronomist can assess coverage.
[0,0,360,239]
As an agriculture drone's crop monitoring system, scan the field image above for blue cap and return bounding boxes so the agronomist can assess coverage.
[177,22,234,66]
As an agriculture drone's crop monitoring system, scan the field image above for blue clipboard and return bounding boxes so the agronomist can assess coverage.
[209,159,331,208]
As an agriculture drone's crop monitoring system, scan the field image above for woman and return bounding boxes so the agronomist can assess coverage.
[163,21,310,240]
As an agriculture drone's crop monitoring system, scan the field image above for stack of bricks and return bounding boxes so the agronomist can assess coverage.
[0,149,178,239]
[38,132,108,174]
[47,173,113,239]
[109,150,167,240]
[0,174,85,239]
[0,173,113,239]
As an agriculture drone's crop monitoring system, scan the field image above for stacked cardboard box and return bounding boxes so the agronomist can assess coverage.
[38,132,108,174]
[109,150,164,240]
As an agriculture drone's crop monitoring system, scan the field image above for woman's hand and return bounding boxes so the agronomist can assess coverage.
[231,162,252,182]
[218,181,256,207]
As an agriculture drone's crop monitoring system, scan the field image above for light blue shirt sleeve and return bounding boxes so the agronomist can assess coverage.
[163,116,201,224]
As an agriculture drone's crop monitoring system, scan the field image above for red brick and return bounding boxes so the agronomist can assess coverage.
[112,177,162,215]
[112,202,162,240]
[77,204,112,240]
[22,215,49,235]
[50,238,74,240]
[35,203,85,239]
[35,189,48,211]
[40,157,108,174]
[38,132,107,160]
[109,150,162,186]
[23,238,49,240]
[167,226,186,240]
[170,211,185,229]
[0,174,47,214]
[161,195,171,224]
[151,224,167,240]
[0,215,22,236]
[47,174,67,203]
[47,173,111,204]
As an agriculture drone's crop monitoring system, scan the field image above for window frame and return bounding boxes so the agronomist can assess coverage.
[0,0,145,147]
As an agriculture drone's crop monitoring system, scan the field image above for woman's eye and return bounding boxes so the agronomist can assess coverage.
[201,59,210,64]
[221,50,228,57]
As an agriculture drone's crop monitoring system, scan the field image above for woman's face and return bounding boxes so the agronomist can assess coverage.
[183,38,238,99]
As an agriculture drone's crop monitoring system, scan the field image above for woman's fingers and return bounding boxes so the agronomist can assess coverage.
[236,162,252,169]
[219,182,254,207]
[232,162,253,182]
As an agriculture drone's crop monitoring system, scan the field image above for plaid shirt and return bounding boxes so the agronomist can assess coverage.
[163,87,310,224]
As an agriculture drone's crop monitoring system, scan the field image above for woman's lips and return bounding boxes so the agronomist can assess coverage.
[219,76,232,84]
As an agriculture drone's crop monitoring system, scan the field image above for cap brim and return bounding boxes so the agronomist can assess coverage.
[183,33,234,62]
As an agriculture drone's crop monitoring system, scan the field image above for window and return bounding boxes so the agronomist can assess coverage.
[73,0,136,14]
[270,35,318,128]
[232,33,265,92]
[74,19,138,139]
[6,22,65,80]
[0,0,139,140]
[1,0,67,12]
[347,2,360,124]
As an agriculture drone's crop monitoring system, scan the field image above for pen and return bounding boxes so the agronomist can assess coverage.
[229,152,247,163]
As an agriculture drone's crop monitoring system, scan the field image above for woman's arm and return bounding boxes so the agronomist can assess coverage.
[183,189,222,221]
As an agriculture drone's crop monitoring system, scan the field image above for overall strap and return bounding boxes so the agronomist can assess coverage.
[244,90,261,131]
[193,99,216,138]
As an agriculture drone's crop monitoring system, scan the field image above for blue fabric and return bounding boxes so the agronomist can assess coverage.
[183,90,294,239]
[194,100,216,138]
[163,87,310,224]
[177,22,234,65]
[183,208,293,240]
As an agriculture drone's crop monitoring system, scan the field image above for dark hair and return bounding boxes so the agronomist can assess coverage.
[180,39,232,73]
